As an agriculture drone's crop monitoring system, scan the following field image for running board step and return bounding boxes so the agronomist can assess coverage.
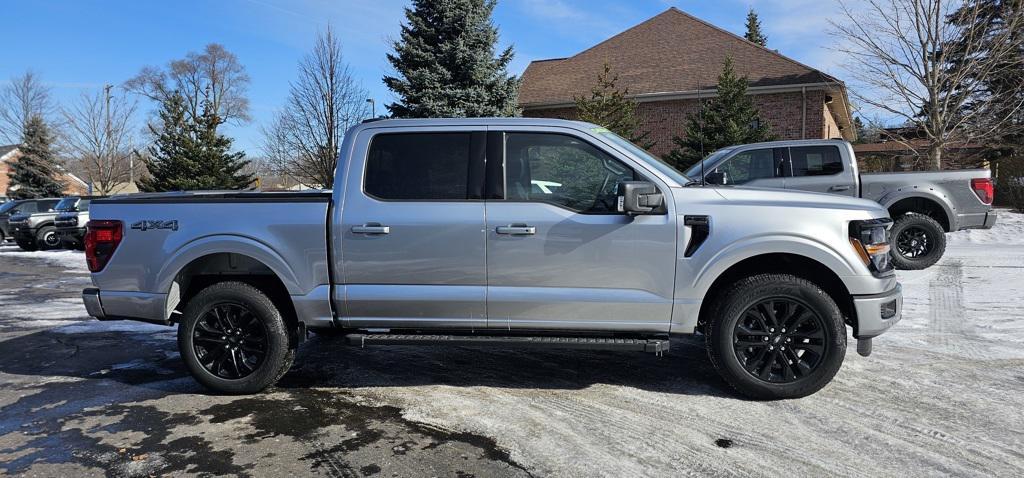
[344,334,670,354]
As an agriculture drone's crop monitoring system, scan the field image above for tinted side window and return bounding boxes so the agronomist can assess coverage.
[18,202,38,214]
[365,133,472,200]
[38,200,59,212]
[504,133,634,214]
[791,146,843,176]
[718,148,777,184]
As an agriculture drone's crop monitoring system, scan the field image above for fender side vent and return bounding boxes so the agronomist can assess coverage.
[684,215,710,257]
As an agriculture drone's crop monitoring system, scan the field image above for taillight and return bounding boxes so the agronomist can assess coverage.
[971,178,994,205]
[85,220,123,272]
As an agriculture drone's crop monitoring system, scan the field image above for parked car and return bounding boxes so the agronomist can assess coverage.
[684,139,996,269]
[1,198,60,246]
[54,196,103,250]
[82,118,902,400]
[9,197,69,251]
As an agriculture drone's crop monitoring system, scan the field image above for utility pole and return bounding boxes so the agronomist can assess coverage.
[366,98,375,119]
[103,84,113,190]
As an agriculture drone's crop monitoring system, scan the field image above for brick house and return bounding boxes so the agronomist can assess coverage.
[519,7,856,158]
[0,144,89,198]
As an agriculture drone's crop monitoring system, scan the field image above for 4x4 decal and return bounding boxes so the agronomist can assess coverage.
[130,220,178,232]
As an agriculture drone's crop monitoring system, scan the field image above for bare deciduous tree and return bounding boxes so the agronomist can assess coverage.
[262,27,370,188]
[62,87,140,195]
[0,71,56,144]
[831,0,1024,169]
[124,43,251,127]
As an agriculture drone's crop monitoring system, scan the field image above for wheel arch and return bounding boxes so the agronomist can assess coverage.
[695,252,857,335]
[883,194,954,232]
[157,237,303,336]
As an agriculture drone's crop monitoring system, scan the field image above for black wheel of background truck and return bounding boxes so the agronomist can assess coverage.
[706,273,846,400]
[178,281,295,394]
[36,225,61,250]
[890,214,946,270]
[15,238,37,251]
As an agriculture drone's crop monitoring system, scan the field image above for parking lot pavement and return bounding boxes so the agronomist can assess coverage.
[1,213,1023,477]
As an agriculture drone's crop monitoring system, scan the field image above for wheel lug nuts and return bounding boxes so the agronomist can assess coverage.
[770,328,775,333]
[786,338,791,343]
[781,346,786,351]
[781,328,786,333]
[769,345,774,350]
[763,337,769,341]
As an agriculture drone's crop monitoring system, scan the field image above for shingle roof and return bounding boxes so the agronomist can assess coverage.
[0,144,19,159]
[519,7,842,106]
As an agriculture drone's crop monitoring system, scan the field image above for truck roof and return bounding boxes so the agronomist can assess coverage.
[351,117,600,131]
[718,138,851,150]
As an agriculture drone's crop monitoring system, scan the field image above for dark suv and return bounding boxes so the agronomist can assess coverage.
[0,199,60,244]
[54,196,104,250]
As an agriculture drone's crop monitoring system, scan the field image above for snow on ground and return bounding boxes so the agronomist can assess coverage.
[1,214,1023,477]
[947,207,1024,246]
[0,244,89,272]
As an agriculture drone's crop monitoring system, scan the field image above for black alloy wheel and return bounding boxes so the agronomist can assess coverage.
[732,297,828,383]
[191,302,269,380]
[895,226,931,259]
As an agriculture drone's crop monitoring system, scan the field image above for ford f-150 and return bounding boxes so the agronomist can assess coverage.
[81,118,903,399]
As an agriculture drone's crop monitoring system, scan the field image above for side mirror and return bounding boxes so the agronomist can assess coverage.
[705,171,727,185]
[617,181,666,216]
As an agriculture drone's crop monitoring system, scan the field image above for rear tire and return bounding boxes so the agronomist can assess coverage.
[890,214,946,270]
[706,273,847,400]
[36,225,61,250]
[178,281,295,394]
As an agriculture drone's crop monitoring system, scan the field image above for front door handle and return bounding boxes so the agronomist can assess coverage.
[352,224,390,234]
[829,185,852,192]
[495,224,536,235]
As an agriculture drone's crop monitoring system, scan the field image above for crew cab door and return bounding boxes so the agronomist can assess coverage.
[338,128,487,329]
[783,145,857,197]
[484,130,677,333]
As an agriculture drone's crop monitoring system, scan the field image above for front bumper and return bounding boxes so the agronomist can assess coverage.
[852,283,903,338]
[57,227,87,242]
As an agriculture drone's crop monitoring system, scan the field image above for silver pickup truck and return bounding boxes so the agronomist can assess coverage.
[684,139,996,269]
[82,118,902,400]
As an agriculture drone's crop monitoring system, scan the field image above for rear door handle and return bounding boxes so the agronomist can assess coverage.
[352,224,390,234]
[495,224,536,235]
[829,185,852,191]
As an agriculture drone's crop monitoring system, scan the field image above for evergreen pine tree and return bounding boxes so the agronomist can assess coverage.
[574,63,654,149]
[8,116,64,199]
[744,8,768,46]
[663,57,775,171]
[141,93,253,192]
[384,0,519,118]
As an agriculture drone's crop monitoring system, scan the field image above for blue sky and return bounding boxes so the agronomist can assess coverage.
[2,0,849,154]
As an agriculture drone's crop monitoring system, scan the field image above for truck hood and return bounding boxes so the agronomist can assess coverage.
[711,186,888,215]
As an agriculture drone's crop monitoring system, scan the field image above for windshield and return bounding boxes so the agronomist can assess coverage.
[55,197,80,211]
[684,148,735,178]
[0,201,18,214]
[594,129,691,185]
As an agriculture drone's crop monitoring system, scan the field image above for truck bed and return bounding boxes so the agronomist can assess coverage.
[87,191,332,321]
[860,169,992,230]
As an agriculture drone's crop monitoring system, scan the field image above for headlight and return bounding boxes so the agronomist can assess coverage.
[850,218,894,275]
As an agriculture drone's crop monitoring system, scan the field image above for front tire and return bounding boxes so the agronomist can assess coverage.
[16,238,37,251]
[707,274,847,400]
[178,282,295,394]
[890,214,946,270]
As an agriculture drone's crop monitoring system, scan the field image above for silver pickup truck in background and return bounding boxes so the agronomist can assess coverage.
[685,139,996,269]
[82,118,903,400]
